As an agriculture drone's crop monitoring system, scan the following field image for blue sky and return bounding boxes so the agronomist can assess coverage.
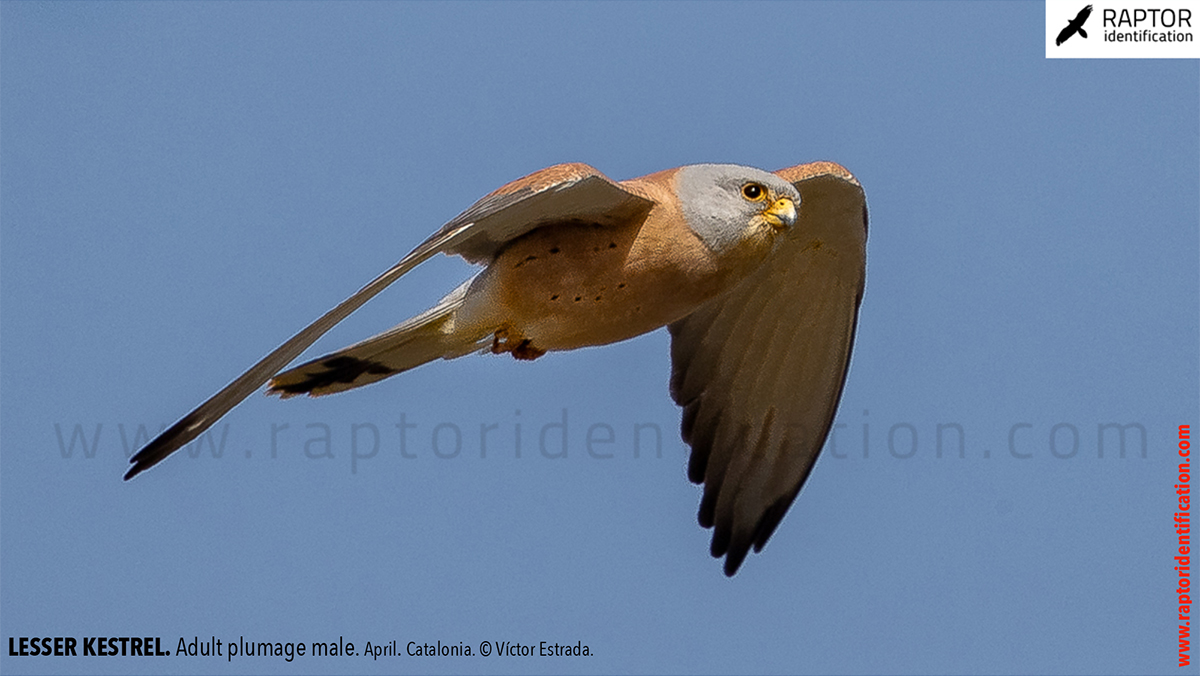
[1,2,1196,675]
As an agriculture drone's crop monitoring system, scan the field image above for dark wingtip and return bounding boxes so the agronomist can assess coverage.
[121,410,206,481]
[123,441,164,481]
[722,548,748,577]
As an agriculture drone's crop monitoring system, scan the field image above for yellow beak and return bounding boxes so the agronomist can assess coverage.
[761,197,797,232]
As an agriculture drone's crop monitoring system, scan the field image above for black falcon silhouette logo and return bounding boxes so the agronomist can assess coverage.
[1056,4,1094,45]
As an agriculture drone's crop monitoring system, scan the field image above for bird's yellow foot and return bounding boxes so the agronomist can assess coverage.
[491,327,546,361]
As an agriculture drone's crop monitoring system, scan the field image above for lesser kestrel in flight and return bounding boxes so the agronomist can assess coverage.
[125,161,868,575]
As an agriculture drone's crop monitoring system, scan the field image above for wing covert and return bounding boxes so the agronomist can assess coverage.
[430,163,654,262]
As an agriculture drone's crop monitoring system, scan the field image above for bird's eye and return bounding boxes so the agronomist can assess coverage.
[741,183,766,201]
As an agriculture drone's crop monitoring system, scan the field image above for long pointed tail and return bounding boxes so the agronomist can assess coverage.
[268,280,487,398]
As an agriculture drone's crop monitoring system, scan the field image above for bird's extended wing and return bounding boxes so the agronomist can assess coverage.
[125,163,653,480]
[1056,24,1076,45]
[667,162,867,575]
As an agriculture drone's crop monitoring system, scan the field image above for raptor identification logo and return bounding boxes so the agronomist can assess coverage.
[1045,0,1199,57]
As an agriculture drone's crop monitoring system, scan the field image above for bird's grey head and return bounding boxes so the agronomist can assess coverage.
[675,164,800,254]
